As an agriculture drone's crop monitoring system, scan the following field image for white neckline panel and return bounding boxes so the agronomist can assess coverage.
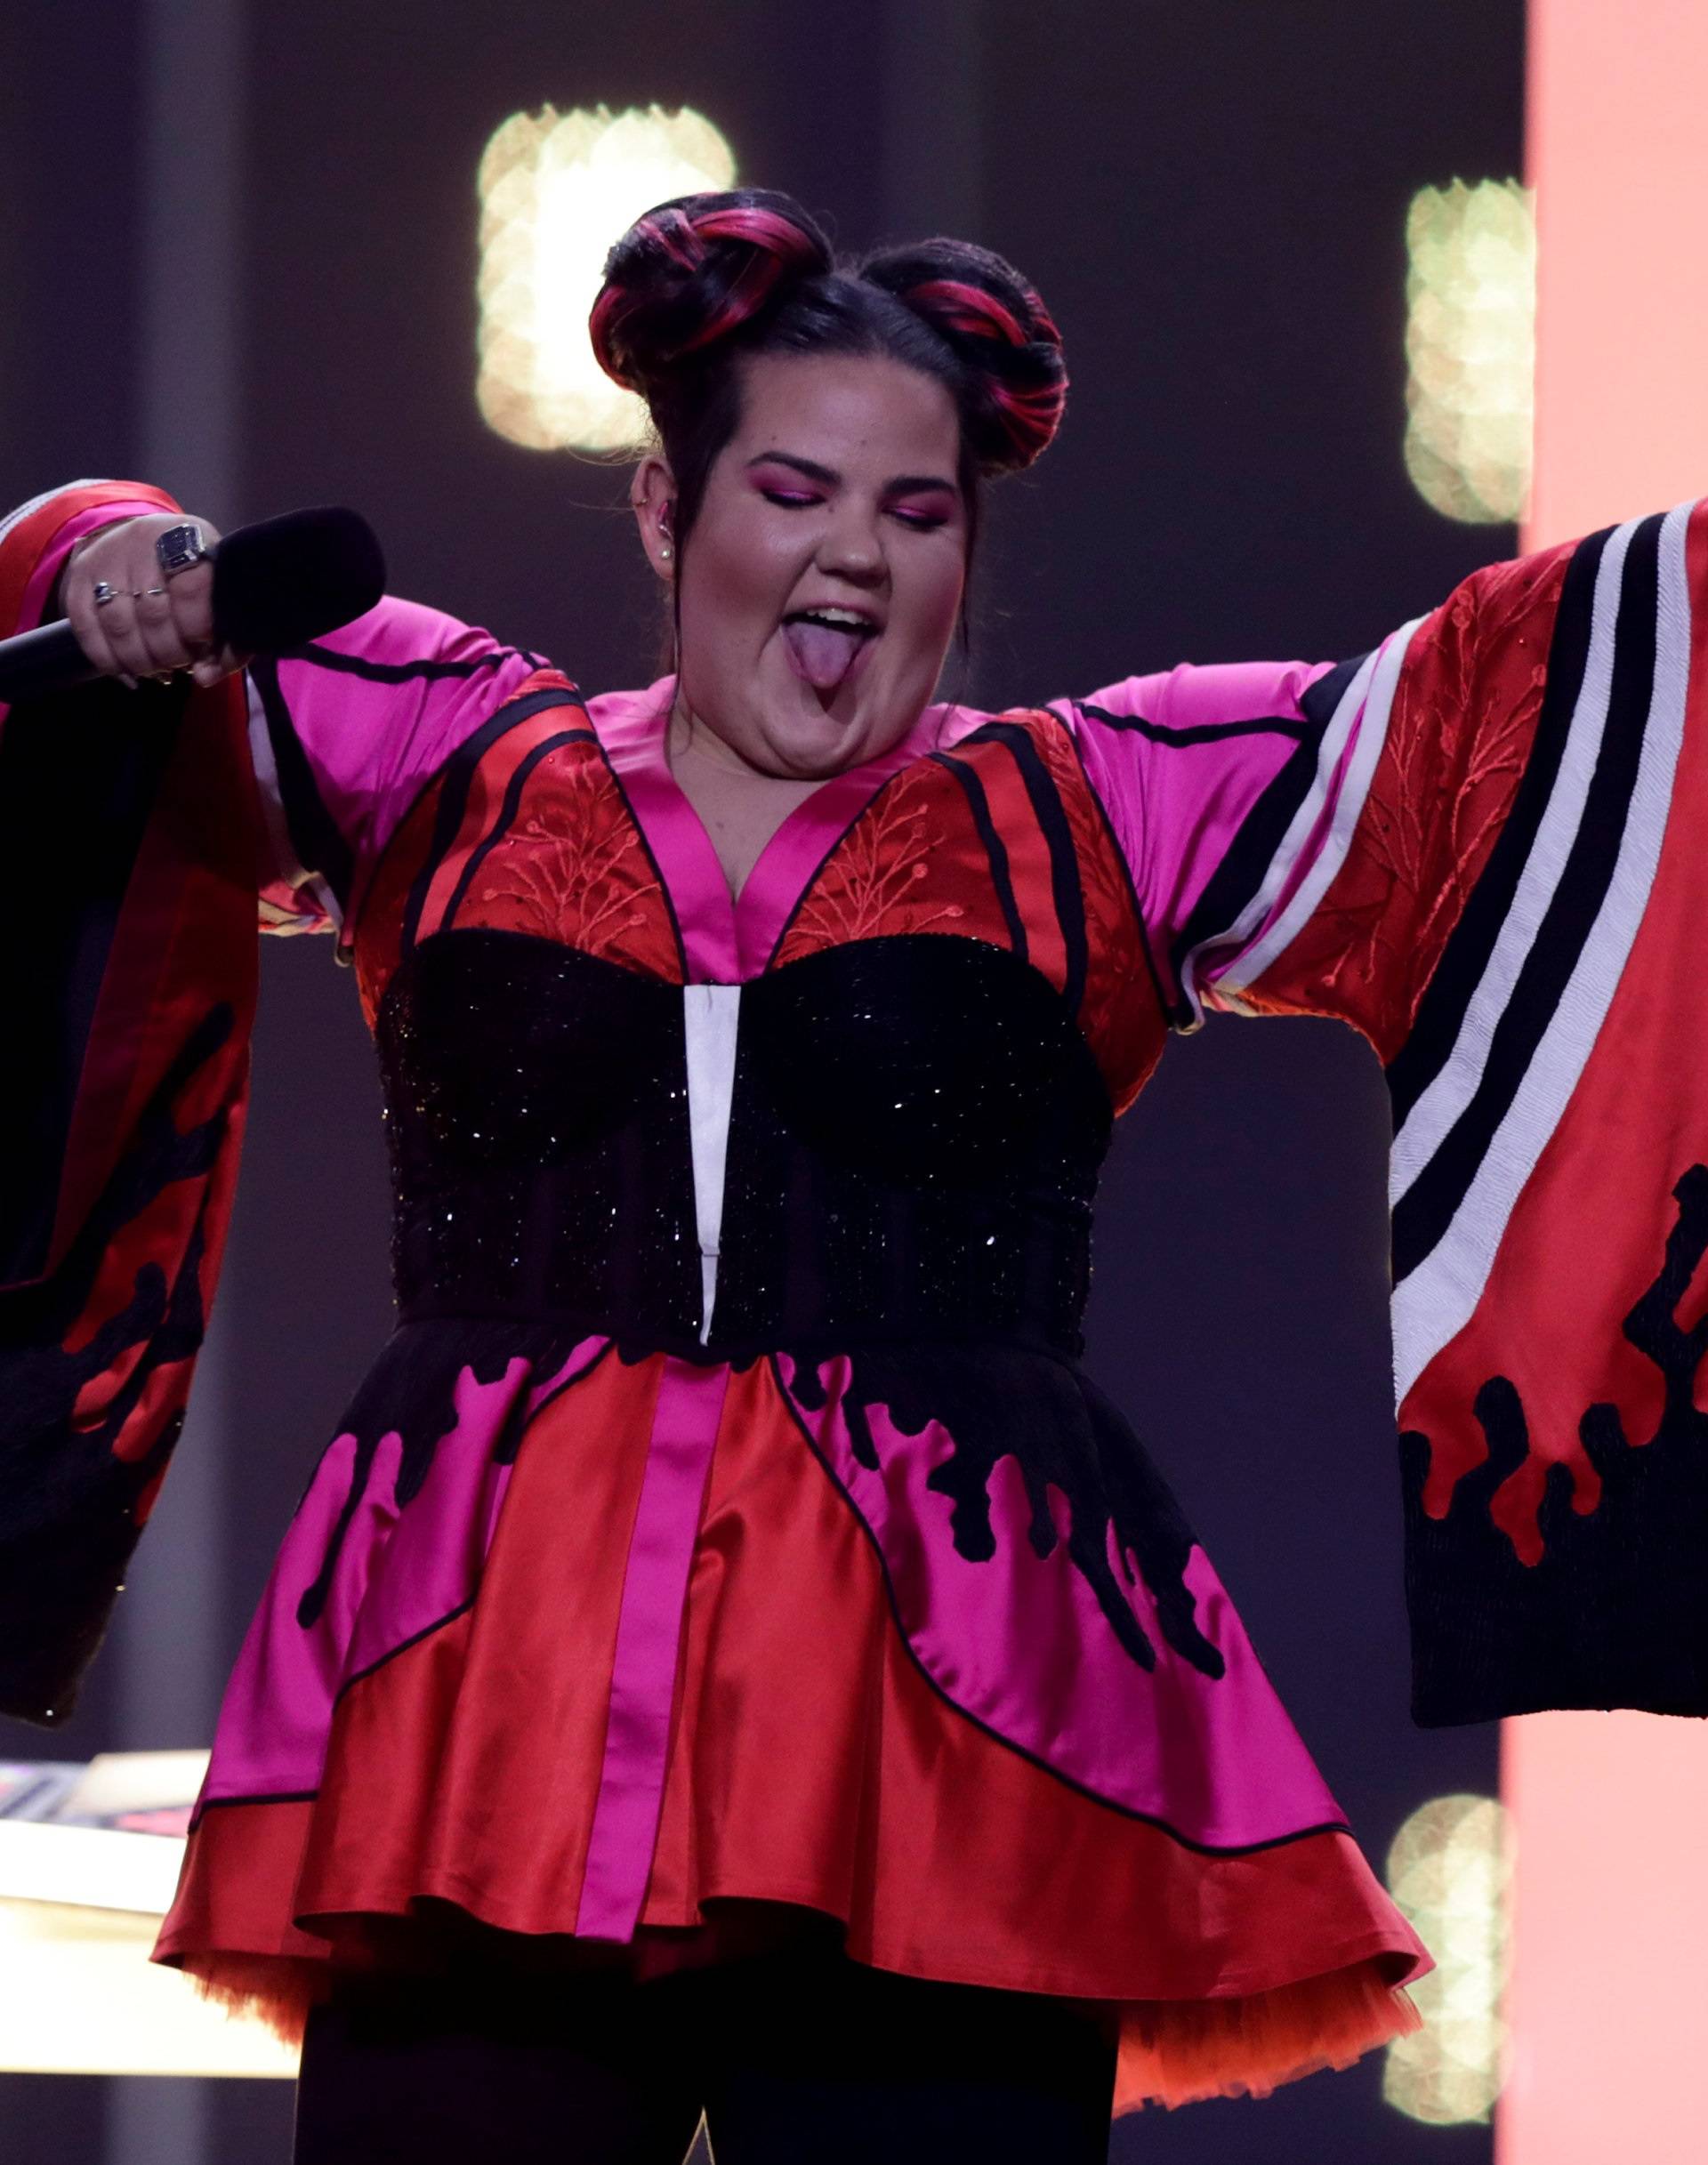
[682,984,742,1346]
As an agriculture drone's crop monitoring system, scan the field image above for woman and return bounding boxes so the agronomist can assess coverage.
[4,189,1704,2159]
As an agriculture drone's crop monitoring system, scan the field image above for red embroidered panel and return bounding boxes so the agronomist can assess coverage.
[776,712,1164,1110]
[443,738,681,981]
[775,755,986,957]
[354,723,684,1024]
[1240,543,1574,1062]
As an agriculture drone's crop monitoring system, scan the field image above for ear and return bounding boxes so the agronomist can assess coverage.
[631,455,678,584]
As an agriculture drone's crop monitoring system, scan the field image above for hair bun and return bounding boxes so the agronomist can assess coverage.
[592,189,833,397]
[860,239,1067,474]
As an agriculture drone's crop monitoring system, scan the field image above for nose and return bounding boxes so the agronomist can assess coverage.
[814,498,887,589]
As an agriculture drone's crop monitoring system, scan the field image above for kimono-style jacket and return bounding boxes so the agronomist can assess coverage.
[2,479,1704,2112]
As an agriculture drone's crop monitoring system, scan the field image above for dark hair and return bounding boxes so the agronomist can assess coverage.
[589,189,1068,624]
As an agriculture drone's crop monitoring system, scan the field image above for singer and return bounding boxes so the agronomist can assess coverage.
[4,189,1707,2162]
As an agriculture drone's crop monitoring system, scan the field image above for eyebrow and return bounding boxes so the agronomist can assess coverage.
[745,451,959,495]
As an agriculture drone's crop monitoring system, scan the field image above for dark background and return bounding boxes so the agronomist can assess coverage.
[1,3,1522,2158]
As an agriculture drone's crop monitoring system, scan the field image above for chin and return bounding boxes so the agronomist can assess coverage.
[783,696,915,773]
[760,710,869,777]
[697,645,928,778]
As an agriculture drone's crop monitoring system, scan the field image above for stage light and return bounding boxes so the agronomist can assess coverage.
[1404,179,1535,525]
[476,103,737,452]
[0,1753,294,2076]
[1382,1792,1511,2124]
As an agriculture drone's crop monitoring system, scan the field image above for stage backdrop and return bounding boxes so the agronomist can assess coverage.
[1,4,1524,2160]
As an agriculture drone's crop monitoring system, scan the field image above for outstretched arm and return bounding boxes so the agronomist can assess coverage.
[1059,502,1708,1725]
[0,478,565,1721]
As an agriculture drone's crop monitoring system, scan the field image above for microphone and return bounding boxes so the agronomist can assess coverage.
[0,507,387,706]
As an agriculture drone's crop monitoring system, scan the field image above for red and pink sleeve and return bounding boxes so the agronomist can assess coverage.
[249,601,547,941]
[3,482,548,941]
[0,479,553,1720]
[1056,636,1422,1032]
[1065,505,1708,1727]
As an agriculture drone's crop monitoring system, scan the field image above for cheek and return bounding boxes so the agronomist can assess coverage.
[894,555,966,662]
[681,500,800,637]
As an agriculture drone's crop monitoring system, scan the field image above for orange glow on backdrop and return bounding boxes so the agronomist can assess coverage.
[1525,0,1708,544]
[1503,6,1708,2162]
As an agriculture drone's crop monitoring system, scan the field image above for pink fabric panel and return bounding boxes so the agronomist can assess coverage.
[199,1426,406,1807]
[779,1353,1345,1852]
[273,598,540,885]
[1196,653,1389,1003]
[342,1356,534,1679]
[574,1355,730,1940]
[584,677,979,981]
[197,1348,605,1814]
[1059,661,1333,1000]
[729,696,979,973]
[588,680,741,980]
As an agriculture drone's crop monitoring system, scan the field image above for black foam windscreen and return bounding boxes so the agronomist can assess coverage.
[211,506,386,654]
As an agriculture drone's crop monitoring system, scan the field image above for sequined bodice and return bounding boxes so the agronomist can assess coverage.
[378,928,1113,1364]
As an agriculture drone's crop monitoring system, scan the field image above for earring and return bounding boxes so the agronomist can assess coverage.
[660,543,673,561]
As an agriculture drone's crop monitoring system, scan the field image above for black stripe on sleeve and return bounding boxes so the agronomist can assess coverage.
[1385,527,1609,1126]
[1391,513,1663,1284]
[929,750,1028,965]
[1163,724,1325,1024]
[250,657,356,913]
[1075,699,1313,749]
[977,721,1088,1017]
[1299,654,1369,732]
[292,640,536,685]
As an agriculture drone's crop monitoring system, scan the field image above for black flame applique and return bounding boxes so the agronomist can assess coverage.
[780,1341,1225,1679]
[1401,1162,1708,1721]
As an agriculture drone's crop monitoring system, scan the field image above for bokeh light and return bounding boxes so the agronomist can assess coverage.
[1382,1792,1513,2124]
[1404,179,1535,524]
[476,103,737,452]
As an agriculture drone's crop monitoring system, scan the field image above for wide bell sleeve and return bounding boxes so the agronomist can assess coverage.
[0,480,558,1724]
[1060,501,1708,1725]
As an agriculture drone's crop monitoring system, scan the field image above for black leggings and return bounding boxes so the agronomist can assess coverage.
[293,1935,1117,2164]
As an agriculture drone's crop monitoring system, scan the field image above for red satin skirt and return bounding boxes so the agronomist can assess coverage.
[157,1351,1424,2113]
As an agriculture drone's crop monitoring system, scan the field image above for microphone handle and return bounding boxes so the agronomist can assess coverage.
[0,505,386,709]
[0,621,101,706]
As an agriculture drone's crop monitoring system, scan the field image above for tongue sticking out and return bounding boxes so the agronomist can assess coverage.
[782,619,866,693]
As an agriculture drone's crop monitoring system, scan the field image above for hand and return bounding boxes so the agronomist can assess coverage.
[61,513,248,690]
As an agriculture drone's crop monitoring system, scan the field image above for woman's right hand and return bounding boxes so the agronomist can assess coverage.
[61,512,248,690]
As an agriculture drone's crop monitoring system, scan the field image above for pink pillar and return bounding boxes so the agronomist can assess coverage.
[1503,8,1708,2161]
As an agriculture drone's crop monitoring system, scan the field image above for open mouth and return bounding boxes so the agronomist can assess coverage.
[780,608,881,694]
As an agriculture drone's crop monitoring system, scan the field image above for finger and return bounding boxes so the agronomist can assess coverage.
[165,559,216,657]
[64,570,127,684]
[99,594,164,687]
[190,645,247,688]
[131,584,196,676]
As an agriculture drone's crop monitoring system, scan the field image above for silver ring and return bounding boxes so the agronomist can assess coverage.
[93,581,117,606]
[142,585,168,598]
[156,522,209,579]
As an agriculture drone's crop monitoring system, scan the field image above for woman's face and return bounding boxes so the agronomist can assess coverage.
[636,350,969,779]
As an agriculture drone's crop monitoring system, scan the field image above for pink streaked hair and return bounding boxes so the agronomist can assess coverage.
[896,276,1068,468]
[591,202,826,389]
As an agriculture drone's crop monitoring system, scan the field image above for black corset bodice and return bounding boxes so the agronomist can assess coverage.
[376,929,1115,1364]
